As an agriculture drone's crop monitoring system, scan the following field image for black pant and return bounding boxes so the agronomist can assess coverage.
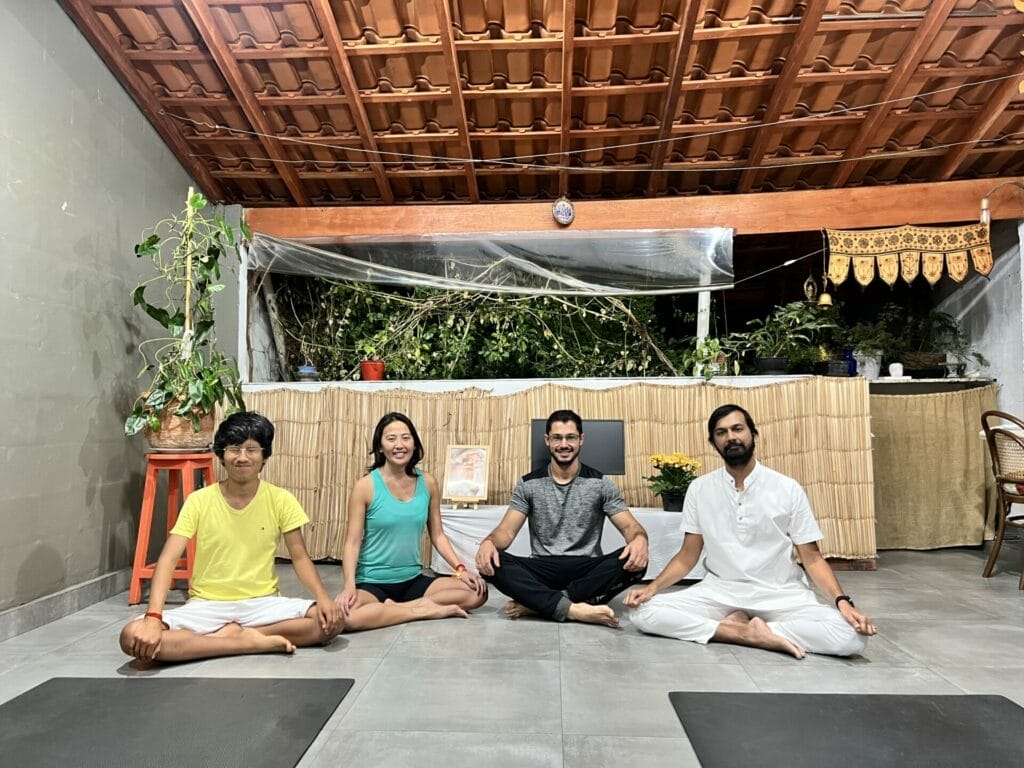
[484,547,644,621]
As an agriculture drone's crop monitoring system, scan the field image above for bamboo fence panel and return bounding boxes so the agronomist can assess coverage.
[245,377,875,561]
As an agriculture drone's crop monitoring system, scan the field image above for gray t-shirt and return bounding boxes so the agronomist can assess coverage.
[509,463,627,556]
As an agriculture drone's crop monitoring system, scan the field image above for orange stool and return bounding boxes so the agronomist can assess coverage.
[128,452,215,605]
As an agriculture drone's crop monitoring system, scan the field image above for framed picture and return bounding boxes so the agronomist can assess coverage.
[443,445,489,503]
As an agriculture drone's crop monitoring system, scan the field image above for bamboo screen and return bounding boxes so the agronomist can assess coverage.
[244,377,875,561]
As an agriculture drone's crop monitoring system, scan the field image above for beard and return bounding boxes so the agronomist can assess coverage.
[718,439,755,467]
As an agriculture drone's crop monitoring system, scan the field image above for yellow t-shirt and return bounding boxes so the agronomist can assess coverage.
[171,481,309,601]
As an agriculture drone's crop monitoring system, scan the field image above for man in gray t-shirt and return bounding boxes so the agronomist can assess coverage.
[475,410,649,627]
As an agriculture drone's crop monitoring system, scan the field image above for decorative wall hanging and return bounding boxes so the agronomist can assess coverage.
[824,223,992,287]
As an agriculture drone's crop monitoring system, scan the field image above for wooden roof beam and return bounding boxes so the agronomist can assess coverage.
[246,178,1020,238]
[433,0,479,203]
[932,61,1024,180]
[309,0,394,204]
[736,0,828,193]
[59,0,226,201]
[557,0,575,196]
[180,0,310,205]
[828,0,958,187]
[645,0,703,196]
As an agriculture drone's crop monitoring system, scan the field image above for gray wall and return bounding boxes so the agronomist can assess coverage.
[0,1,237,613]
[940,219,1024,415]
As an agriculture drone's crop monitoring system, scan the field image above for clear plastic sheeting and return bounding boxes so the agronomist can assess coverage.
[248,228,734,295]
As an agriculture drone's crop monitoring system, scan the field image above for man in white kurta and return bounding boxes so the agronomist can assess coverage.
[626,405,875,658]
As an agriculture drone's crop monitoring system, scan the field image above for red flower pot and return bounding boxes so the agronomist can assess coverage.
[359,360,385,380]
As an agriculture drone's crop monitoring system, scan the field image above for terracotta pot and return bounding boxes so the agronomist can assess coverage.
[145,408,215,451]
[360,360,385,381]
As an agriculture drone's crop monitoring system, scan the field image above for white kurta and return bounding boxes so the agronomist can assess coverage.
[630,462,865,656]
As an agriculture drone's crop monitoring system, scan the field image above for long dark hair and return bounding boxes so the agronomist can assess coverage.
[369,412,424,476]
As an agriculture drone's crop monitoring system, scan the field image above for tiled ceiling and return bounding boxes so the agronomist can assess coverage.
[62,0,1024,207]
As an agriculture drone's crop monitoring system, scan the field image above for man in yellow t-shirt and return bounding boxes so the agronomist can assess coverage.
[120,412,342,664]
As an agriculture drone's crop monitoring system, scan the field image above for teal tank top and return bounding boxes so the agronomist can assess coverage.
[355,469,429,584]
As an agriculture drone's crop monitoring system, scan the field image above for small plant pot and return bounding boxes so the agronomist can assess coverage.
[660,492,685,512]
[296,364,319,382]
[145,409,215,451]
[359,360,385,381]
[755,357,789,375]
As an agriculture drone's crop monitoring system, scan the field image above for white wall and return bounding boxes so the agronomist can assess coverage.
[0,0,231,613]
[939,219,1023,415]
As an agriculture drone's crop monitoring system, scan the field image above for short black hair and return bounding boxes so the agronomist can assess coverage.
[707,404,759,443]
[545,409,583,435]
[213,411,274,459]
[369,412,424,477]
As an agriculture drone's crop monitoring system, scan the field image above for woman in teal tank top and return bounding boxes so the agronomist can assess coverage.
[336,413,487,631]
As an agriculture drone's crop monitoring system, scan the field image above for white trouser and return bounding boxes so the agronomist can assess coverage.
[630,580,866,657]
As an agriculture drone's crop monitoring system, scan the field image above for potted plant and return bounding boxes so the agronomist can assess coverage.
[356,334,387,381]
[686,337,727,380]
[902,309,987,377]
[645,452,701,511]
[732,301,838,374]
[845,305,905,379]
[123,188,247,449]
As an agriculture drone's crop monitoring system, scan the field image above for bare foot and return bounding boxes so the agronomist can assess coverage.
[409,597,468,620]
[723,610,751,625]
[241,627,295,654]
[745,617,805,659]
[505,601,537,619]
[567,603,620,628]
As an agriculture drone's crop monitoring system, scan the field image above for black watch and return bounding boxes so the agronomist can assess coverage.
[834,594,855,609]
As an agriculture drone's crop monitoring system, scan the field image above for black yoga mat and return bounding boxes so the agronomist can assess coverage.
[669,691,1024,768]
[0,677,354,768]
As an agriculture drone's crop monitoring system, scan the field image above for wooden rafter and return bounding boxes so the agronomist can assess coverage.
[179,0,311,205]
[932,61,1024,180]
[736,0,828,193]
[645,1,703,196]
[557,0,575,196]
[828,0,958,187]
[433,0,479,203]
[58,0,226,201]
[309,0,394,204]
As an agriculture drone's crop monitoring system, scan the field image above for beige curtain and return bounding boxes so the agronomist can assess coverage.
[245,377,875,561]
[871,384,997,549]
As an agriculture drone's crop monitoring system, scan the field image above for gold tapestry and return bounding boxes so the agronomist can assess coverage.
[825,224,993,287]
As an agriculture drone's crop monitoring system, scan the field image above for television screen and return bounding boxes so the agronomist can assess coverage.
[529,418,626,476]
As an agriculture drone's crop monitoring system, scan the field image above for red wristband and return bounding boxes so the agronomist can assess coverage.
[455,564,467,573]
[144,611,164,622]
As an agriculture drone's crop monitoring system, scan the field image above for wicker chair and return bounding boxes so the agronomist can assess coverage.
[980,410,1024,589]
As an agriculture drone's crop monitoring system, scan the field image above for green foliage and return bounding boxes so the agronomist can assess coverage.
[274,279,685,380]
[124,189,246,436]
[730,301,838,361]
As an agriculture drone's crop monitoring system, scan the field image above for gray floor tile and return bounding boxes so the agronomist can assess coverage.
[562,619,737,664]
[882,618,1024,668]
[743,663,964,694]
[932,666,1024,706]
[562,735,700,768]
[301,730,563,768]
[560,659,757,738]
[391,614,560,660]
[336,656,562,734]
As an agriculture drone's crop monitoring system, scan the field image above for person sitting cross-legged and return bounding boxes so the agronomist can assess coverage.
[475,409,649,628]
[626,404,876,659]
[119,412,342,665]
[334,413,487,631]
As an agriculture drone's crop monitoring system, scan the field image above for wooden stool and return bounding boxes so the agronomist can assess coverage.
[128,452,215,605]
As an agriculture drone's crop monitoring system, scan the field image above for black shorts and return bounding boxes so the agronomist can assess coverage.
[356,573,436,603]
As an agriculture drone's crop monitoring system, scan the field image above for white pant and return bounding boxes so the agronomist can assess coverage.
[630,580,866,657]
[144,596,314,635]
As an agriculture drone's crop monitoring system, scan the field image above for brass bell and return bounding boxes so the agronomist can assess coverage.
[816,291,833,308]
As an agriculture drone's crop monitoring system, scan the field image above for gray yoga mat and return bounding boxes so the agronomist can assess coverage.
[669,691,1024,768]
[0,676,354,768]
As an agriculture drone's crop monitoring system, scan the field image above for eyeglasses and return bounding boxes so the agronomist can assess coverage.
[548,433,580,444]
[224,445,263,457]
